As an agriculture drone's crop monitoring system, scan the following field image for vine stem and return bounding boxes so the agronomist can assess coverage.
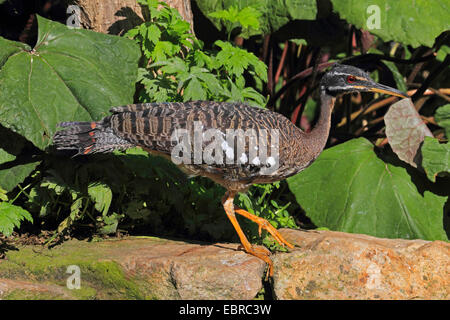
[11,183,32,204]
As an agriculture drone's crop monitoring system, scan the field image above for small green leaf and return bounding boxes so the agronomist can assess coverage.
[147,24,161,44]
[160,57,187,74]
[421,137,450,182]
[0,148,40,192]
[436,45,450,62]
[382,61,407,94]
[153,41,177,61]
[88,182,113,216]
[70,197,83,220]
[0,202,33,237]
[184,77,207,101]
[237,7,261,30]
[209,5,261,37]
[98,212,124,235]
[434,104,450,138]
[0,148,15,164]
[214,40,267,82]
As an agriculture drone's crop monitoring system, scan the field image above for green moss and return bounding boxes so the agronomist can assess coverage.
[3,289,67,300]
[66,285,98,300]
[0,237,169,299]
[81,261,143,299]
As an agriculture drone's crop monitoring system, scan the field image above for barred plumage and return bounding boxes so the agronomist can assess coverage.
[54,100,324,191]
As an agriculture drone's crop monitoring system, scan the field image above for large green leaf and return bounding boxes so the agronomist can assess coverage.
[195,0,317,35]
[421,137,450,182]
[287,138,447,241]
[0,15,140,150]
[330,0,450,47]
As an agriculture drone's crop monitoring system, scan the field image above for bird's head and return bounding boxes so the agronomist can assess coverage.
[320,63,408,99]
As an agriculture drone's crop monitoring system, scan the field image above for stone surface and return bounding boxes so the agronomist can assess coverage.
[1,230,448,300]
[0,278,74,300]
[0,237,265,300]
[274,229,449,300]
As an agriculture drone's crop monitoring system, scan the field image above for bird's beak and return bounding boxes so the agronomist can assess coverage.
[366,83,409,98]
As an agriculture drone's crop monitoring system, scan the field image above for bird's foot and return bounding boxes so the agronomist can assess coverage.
[234,206,295,249]
[237,243,273,279]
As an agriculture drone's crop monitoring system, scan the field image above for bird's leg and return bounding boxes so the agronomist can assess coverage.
[233,206,294,249]
[222,191,274,277]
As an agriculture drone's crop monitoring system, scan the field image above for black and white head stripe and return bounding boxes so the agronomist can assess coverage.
[320,64,373,94]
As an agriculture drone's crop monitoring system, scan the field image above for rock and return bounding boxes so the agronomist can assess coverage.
[0,237,265,300]
[114,239,265,299]
[1,230,448,300]
[274,229,449,299]
[0,278,74,300]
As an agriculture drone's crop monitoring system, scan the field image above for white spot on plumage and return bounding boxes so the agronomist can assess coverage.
[239,153,248,164]
[251,157,260,166]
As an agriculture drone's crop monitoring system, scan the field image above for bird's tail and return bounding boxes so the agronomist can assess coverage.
[53,120,133,155]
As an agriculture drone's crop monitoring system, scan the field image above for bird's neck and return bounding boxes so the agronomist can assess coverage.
[297,90,334,161]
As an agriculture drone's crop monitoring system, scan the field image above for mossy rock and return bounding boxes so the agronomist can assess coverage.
[0,237,167,300]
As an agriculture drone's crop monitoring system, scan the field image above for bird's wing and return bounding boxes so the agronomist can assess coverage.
[107,101,294,181]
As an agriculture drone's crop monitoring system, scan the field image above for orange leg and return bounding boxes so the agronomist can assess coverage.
[234,206,294,249]
[222,192,274,277]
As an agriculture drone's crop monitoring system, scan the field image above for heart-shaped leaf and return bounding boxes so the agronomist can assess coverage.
[0,15,140,150]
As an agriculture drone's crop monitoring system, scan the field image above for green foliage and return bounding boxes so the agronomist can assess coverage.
[197,0,317,36]
[436,45,450,62]
[435,104,450,138]
[0,148,40,193]
[0,15,140,235]
[421,137,450,182]
[0,202,33,237]
[287,138,448,241]
[209,5,261,39]
[198,0,449,48]
[0,15,140,150]
[126,0,267,107]
[330,0,450,47]
[128,0,193,61]
[88,183,113,216]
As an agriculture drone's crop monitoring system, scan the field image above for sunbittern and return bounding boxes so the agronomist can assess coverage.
[53,64,408,276]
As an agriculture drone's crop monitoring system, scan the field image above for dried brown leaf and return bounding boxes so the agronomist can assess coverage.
[385,99,433,167]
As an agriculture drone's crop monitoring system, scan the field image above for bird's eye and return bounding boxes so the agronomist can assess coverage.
[347,75,356,83]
